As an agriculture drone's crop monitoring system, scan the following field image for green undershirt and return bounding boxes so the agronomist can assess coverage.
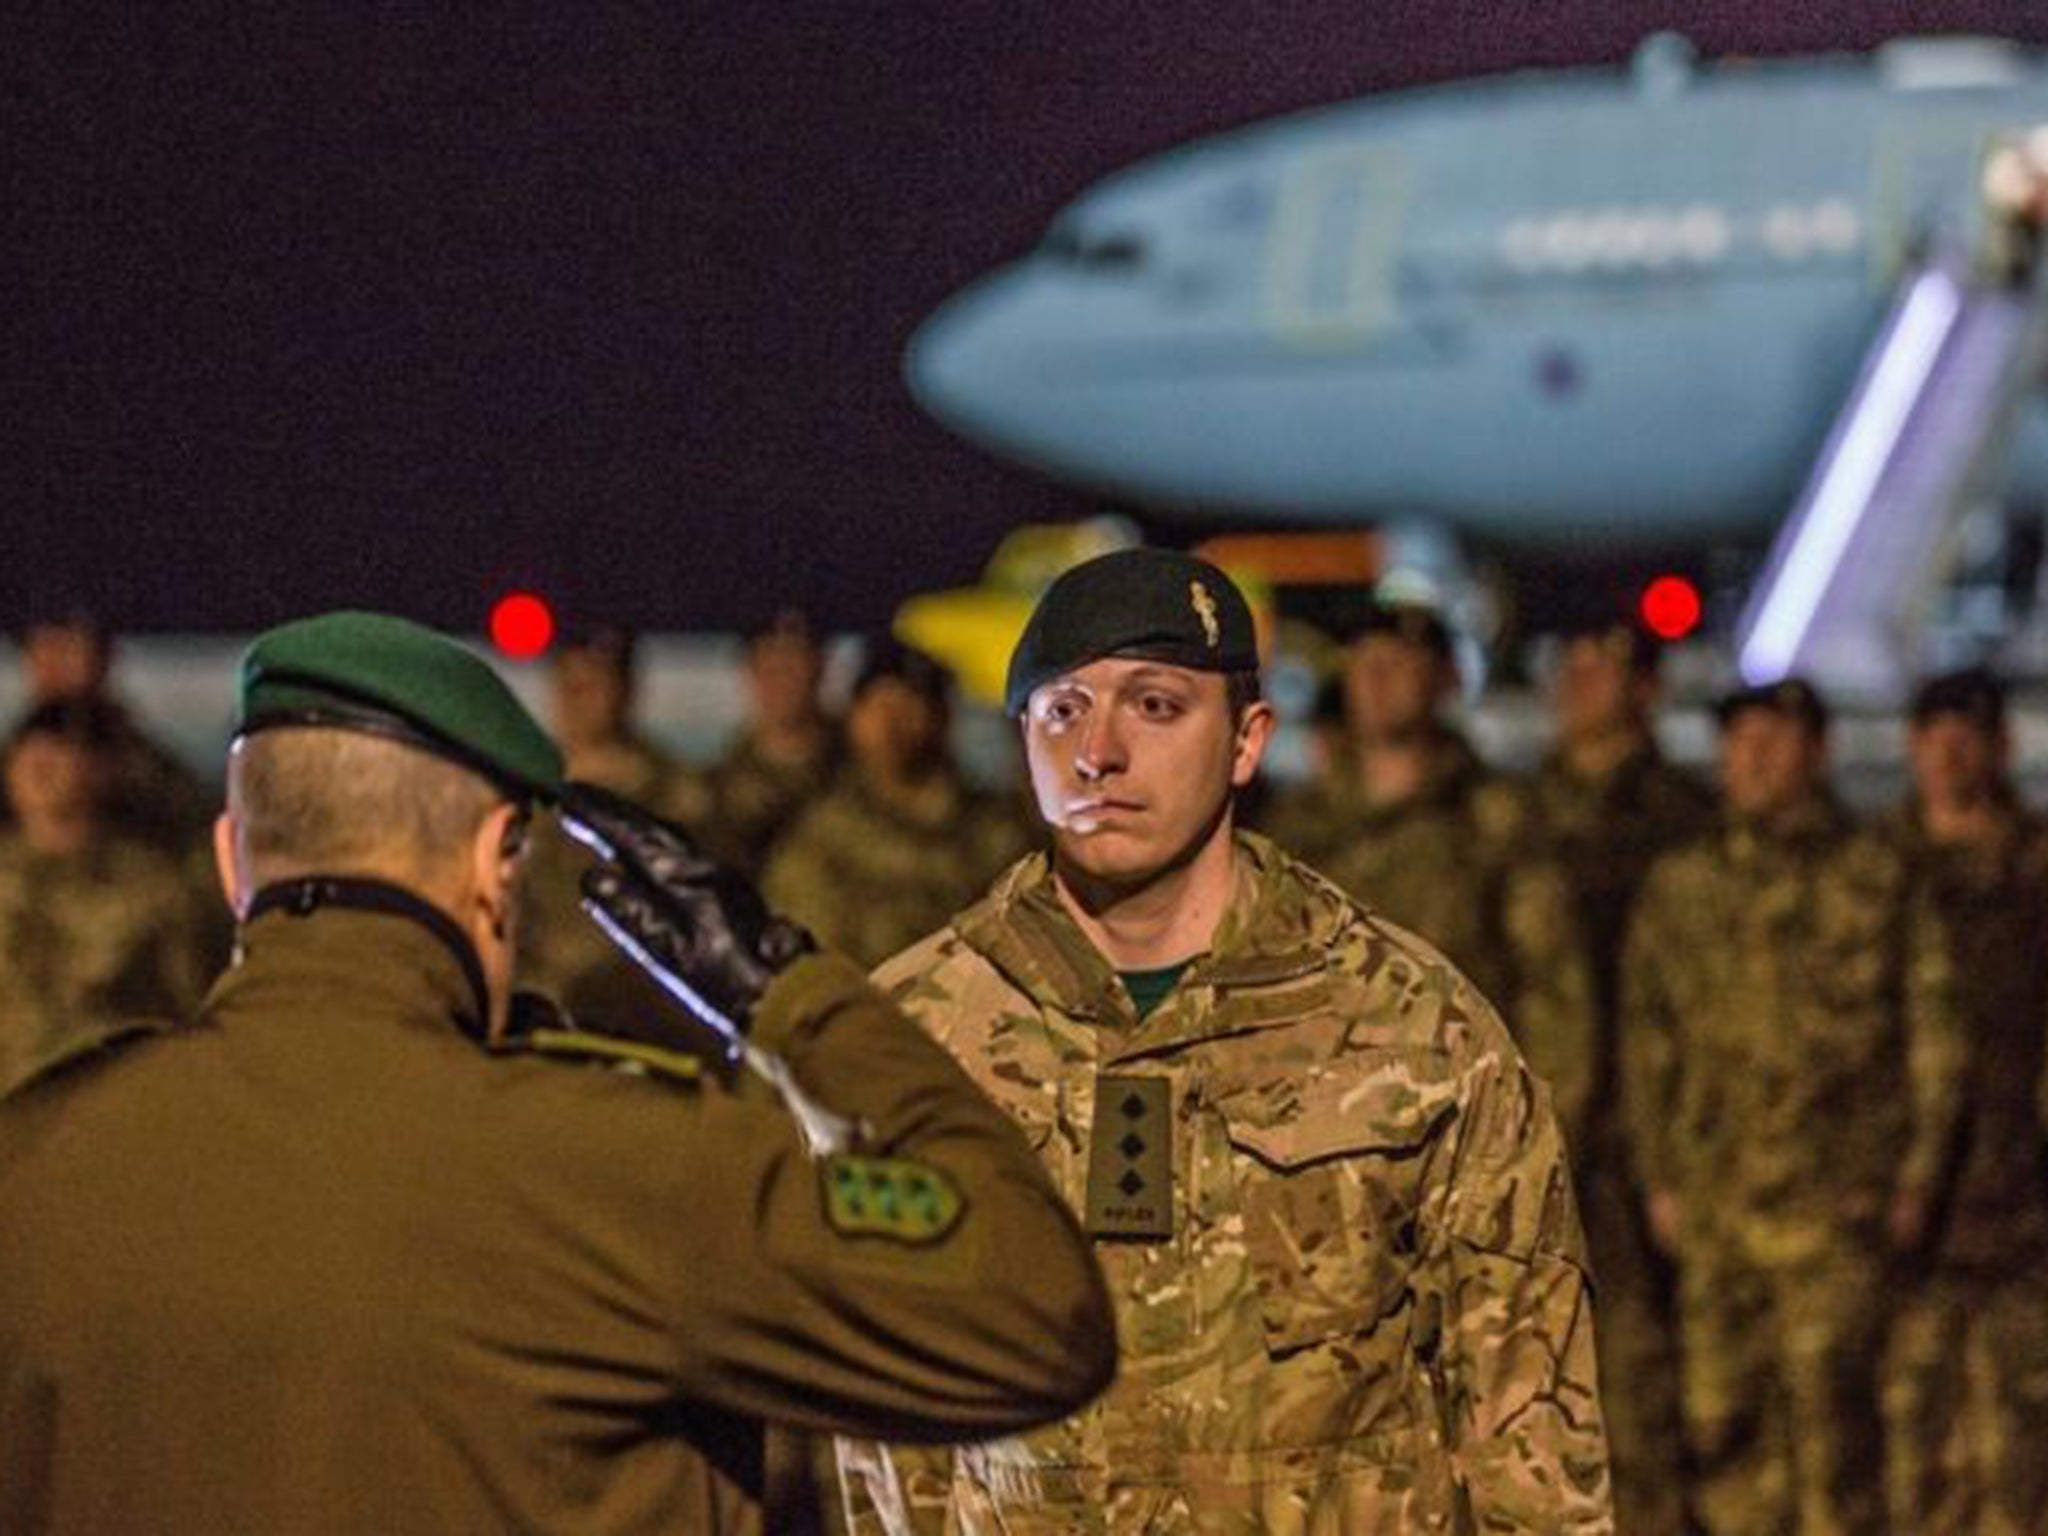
[1118,961,1193,1020]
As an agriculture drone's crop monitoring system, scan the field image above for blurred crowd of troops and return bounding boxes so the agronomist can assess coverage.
[5,593,2047,1534]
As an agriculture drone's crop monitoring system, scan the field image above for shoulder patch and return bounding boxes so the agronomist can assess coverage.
[822,1155,965,1245]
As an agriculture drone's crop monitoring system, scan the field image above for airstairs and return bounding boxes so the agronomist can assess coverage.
[1737,254,2048,699]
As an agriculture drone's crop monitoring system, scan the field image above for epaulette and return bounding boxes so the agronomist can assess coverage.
[493,990,706,1087]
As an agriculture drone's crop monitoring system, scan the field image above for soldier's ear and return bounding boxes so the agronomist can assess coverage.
[1229,702,1277,788]
[211,812,249,920]
[470,801,526,942]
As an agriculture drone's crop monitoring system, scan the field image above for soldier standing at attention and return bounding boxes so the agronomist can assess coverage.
[839,550,1611,1532]
[0,697,212,1098]
[703,609,844,875]
[1877,667,2048,1534]
[1515,616,1713,1536]
[0,611,1116,1535]
[764,641,1030,969]
[1261,593,1598,1145]
[1621,679,1964,1536]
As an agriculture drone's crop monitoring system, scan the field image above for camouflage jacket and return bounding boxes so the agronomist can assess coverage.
[762,771,1033,970]
[1874,800,2048,1271]
[0,831,213,1099]
[1259,732,1599,1149]
[1510,743,1716,1149]
[700,725,845,876]
[1620,797,1965,1263]
[839,832,1613,1534]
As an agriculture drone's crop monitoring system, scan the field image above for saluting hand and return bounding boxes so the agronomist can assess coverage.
[559,781,814,1059]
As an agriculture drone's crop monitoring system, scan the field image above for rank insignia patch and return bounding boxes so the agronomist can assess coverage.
[823,1155,966,1244]
[1084,1074,1173,1239]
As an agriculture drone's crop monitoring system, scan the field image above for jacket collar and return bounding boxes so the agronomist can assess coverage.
[955,831,1341,1057]
[222,878,489,1041]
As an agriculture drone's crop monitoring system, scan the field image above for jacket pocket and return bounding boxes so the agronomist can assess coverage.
[1223,1079,1446,1356]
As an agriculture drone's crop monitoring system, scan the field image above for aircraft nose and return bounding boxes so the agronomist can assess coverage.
[903,272,1037,448]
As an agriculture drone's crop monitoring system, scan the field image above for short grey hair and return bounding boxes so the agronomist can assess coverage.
[227,728,503,888]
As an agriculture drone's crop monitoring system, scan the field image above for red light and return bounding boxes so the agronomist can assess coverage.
[489,592,555,660]
[1639,575,1702,641]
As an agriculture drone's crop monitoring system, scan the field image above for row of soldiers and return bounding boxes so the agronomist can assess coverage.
[3,595,2046,1532]
[1261,597,2048,1536]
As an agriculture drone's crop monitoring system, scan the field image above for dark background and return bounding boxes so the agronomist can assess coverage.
[10,5,2048,635]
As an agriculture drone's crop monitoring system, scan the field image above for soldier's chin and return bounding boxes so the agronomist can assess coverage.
[1051,827,1167,886]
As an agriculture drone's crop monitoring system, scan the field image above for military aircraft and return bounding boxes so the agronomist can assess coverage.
[905,34,2048,696]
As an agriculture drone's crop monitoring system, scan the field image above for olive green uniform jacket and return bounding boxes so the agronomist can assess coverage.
[840,833,1612,1533]
[0,901,1116,1534]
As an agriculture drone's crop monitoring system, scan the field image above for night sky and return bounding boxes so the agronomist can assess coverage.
[11,4,2048,635]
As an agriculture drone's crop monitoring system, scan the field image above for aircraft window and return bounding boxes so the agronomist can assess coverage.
[1040,227,1146,271]
[1500,204,1738,274]
[1811,199,1862,253]
[1764,206,1815,259]
[1676,206,1730,261]
[1079,234,1146,269]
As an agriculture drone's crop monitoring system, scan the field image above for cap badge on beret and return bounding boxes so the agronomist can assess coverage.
[1190,581,1221,650]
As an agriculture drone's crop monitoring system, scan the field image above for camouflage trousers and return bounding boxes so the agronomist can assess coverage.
[1676,1239,1888,1536]
[1581,1161,1687,1536]
[1881,1267,2048,1534]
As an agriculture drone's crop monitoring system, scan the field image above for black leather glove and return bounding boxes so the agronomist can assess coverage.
[558,782,815,1058]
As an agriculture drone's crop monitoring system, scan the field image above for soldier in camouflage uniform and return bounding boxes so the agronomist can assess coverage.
[1514,618,1714,1536]
[839,550,1612,1533]
[13,608,214,858]
[764,642,1030,969]
[1260,595,1597,1145]
[1875,668,2048,1535]
[517,625,711,1005]
[701,609,844,876]
[1621,679,1965,1536]
[0,697,212,1098]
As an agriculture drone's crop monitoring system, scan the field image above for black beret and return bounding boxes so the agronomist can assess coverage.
[1328,591,1454,658]
[238,611,564,802]
[7,696,126,754]
[853,638,951,706]
[742,608,818,648]
[1557,612,1662,675]
[1004,549,1259,716]
[1910,666,2006,731]
[1714,677,1829,735]
[555,623,639,672]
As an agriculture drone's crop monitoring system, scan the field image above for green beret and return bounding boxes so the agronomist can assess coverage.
[237,611,563,801]
[1004,549,1259,716]
[1715,677,1829,736]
